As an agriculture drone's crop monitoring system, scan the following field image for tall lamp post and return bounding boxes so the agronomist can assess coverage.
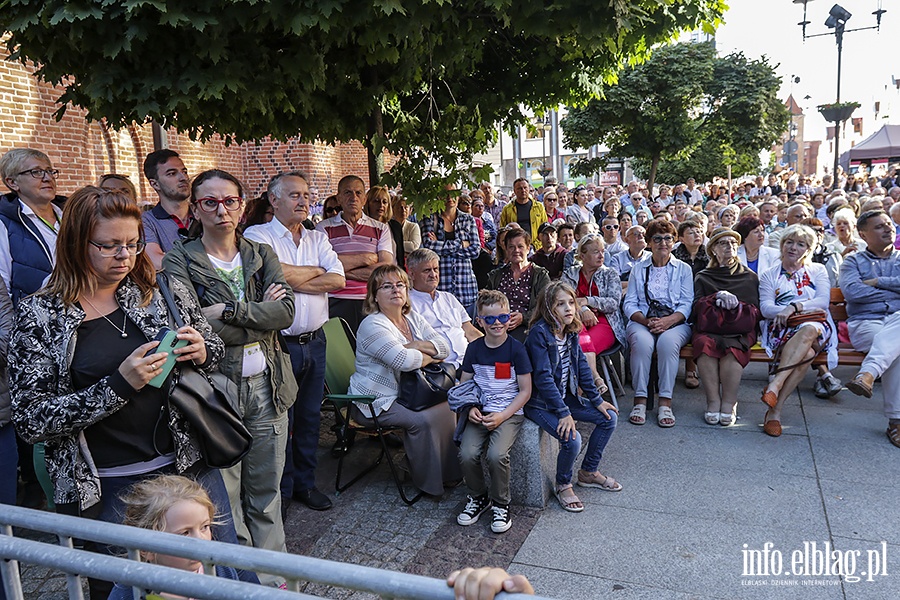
[534,114,553,182]
[794,1,886,189]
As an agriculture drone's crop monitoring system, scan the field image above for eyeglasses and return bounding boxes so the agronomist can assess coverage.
[480,313,511,325]
[89,240,146,257]
[651,235,675,244]
[195,196,244,212]
[812,228,825,234]
[18,168,59,179]
[324,206,340,216]
[378,282,407,292]
[603,224,619,230]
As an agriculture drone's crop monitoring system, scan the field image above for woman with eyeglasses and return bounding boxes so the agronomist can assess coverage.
[8,186,255,597]
[163,169,297,582]
[348,264,461,496]
[561,235,625,394]
[623,219,694,427]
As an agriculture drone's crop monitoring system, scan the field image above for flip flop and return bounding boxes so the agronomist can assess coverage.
[657,406,676,428]
[577,470,623,492]
[628,404,646,425]
[594,377,609,396]
[556,484,585,512]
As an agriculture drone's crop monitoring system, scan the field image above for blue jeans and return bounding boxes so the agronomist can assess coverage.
[0,422,17,600]
[525,395,617,486]
[280,332,327,497]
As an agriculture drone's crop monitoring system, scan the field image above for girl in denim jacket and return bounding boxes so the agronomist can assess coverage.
[524,281,621,513]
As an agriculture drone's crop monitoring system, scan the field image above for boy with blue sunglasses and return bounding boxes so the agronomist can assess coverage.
[456,290,532,533]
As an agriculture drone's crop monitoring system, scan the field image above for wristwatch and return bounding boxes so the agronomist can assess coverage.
[222,301,236,322]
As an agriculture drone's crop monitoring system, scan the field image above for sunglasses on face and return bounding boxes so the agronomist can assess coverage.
[324,206,339,215]
[651,235,675,243]
[603,224,619,230]
[480,313,511,325]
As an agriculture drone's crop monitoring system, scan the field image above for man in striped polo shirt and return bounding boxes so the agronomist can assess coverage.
[316,175,393,332]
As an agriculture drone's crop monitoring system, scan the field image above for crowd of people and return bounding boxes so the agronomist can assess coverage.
[1,144,899,598]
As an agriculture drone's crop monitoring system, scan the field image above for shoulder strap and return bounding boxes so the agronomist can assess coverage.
[156,273,186,329]
[643,264,652,302]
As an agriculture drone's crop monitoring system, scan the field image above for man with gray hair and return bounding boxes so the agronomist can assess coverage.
[245,171,346,512]
[0,148,65,306]
[407,248,482,369]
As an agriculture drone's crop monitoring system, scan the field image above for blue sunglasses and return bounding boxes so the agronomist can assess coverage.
[480,313,511,325]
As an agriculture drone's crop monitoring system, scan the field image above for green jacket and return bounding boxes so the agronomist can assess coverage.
[163,236,298,413]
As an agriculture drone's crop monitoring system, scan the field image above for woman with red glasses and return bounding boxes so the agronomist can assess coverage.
[163,169,297,585]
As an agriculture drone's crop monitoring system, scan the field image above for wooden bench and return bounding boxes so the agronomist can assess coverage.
[678,288,865,367]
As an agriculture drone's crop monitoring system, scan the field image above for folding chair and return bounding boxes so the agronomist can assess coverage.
[598,342,626,410]
[322,318,423,505]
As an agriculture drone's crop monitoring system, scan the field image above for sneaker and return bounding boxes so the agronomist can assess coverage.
[491,504,512,533]
[821,372,843,397]
[457,494,492,526]
[813,377,829,399]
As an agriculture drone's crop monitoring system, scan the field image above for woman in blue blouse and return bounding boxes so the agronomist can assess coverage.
[623,220,694,428]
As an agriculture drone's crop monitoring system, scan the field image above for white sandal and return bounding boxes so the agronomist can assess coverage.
[628,404,646,425]
[657,406,676,428]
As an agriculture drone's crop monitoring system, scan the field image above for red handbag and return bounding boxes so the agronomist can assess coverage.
[694,294,759,335]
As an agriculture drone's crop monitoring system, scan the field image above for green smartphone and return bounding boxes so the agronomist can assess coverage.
[146,328,189,388]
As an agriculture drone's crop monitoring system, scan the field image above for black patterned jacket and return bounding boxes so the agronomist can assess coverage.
[9,277,224,510]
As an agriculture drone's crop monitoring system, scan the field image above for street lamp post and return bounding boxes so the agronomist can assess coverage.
[794,1,886,190]
[534,114,553,182]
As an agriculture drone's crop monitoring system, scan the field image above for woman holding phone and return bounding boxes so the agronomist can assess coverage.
[8,187,246,598]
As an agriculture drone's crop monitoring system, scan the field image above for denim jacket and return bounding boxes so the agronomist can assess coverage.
[525,319,599,418]
[622,254,694,321]
[839,249,900,321]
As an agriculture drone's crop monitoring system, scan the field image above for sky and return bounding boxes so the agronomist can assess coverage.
[715,0,896,149]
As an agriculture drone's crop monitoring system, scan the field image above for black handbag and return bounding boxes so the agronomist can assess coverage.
[397,363,457,412]
[644,265,675,319]
[157,274,252,469]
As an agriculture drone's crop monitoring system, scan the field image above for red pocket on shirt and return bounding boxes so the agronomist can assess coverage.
[494,362,511,379]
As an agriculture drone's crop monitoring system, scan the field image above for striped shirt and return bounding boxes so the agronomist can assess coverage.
[460,337,532,414]
[556,335,572,396]
[316,213,392,300]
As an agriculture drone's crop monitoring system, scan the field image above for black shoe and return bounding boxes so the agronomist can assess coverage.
[293,487,333,511]
[491,504,512,534]
[331,431,356,458]
[457,494,492,526]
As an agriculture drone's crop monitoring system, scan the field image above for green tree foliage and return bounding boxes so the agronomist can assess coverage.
[0,0,725,211]
[562,42,789,189]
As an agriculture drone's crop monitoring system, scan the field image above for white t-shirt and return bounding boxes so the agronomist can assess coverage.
[207,253,267,378]
[408,288,470,367]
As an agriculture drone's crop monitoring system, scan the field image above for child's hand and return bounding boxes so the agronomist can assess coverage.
[481,411,508,431]
[556,415,576,440]
[467,406,484,424]
[595,401,619,419]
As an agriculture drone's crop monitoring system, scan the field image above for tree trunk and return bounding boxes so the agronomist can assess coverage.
[647,152,660,192]
[366,103,384,186]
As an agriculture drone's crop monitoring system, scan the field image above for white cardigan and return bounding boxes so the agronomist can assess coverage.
[738,244,780,276]
[349,311,450,416]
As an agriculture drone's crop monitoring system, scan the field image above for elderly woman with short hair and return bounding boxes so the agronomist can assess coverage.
[829,207,866,257]
[735,216,780,275]
[623,219,694,427]
[758,224,837,437]
[561,235,626,393]
[717,204,740,229]
[349,264,460,495]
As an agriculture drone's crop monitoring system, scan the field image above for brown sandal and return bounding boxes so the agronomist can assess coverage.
[887,423,900,449]
[555,484,585,512]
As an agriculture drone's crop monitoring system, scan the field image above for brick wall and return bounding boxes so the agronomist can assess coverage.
[0,54,384,203]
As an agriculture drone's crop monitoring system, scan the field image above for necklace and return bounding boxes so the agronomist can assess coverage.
[392,317,412,339]
[81,296,128,338]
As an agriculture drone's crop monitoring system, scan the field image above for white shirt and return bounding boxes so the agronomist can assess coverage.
[408,288,470,367]
[244,218,344,335]
[0,200,62,295]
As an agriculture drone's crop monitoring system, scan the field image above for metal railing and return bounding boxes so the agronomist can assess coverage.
[0,505,548,600]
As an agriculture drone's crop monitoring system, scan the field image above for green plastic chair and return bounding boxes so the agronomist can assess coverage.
[322,318,423,505]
